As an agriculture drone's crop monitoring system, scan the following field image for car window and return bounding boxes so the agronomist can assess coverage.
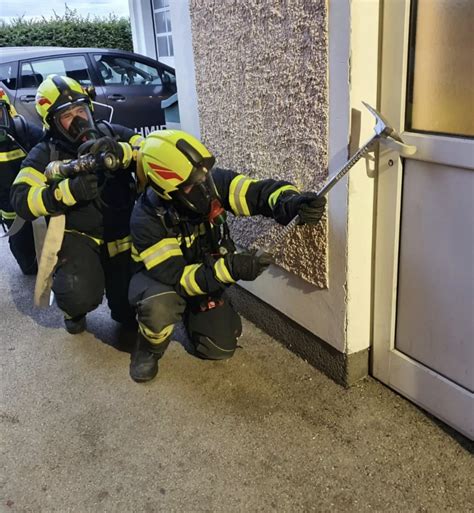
[94,55,163,86]
[0,62,18,90]
[20,55,92,88]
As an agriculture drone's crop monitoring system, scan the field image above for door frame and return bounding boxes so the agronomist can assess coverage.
[372,0,473,439]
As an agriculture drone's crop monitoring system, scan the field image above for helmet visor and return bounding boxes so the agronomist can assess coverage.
[53,101,96,143]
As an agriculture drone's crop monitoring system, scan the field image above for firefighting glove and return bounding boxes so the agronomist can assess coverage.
[225,250,274,281]
[294,193,326,225]
[68,173,99,202]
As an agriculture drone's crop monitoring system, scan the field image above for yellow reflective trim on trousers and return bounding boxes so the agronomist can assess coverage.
[119,142,133,167]
[58,179,77,206]
[139,322,173,344]
[229,175,256,216]
[64,229,103,246]
[180,264,205,296]
[27,186,48,217]
[141,238,182,270]
[1,210,16,220]
[107,235,132,257]
[214,257,235,284]
[268,185,300,209]
[0,148,26,162]
[13,167,47,188]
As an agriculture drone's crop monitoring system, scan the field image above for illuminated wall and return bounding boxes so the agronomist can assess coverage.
[189,0,329,287]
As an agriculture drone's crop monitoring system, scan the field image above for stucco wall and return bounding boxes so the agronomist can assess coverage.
[189,0,329,287]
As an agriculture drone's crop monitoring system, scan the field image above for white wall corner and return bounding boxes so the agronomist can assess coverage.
[128,0,157,59]
[346,0,381,354]
[169,0,201,138]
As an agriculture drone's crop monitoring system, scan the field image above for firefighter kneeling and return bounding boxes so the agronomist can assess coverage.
[129,130,326,382]
[10,75,143,334]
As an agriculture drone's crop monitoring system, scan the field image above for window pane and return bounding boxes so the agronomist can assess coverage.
[153,0,165,9]
[166,10,172,32]
[0,63,17,90]
[168,35,174,57]
[65,56,92,85]
[407,0,474,137]
[155,11,167,33]
[157,36,169,57]
[94,55,161,86]
[23,56,92,87]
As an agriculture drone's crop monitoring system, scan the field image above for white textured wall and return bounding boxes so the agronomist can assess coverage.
[189,0,329,287]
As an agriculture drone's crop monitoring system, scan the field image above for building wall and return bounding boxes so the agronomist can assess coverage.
[189,0,329,288]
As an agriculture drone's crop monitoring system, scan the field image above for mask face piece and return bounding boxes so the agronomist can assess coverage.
[53,102,97,143]
[0,104,12,144]
[173,167,222,219]
[0,104,11,130]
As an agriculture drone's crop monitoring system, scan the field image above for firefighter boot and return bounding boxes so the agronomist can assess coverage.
[64,314,87,334]
[129,334,167,383]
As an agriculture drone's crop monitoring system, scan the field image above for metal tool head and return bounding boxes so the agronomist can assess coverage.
[362,101,399,139]
[362,101,416,156]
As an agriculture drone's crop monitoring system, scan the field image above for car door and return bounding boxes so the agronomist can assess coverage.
[91,52,176,135]
[14,54,113,127]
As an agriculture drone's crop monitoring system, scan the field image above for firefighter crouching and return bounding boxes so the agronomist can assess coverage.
[10,75,143,334]
[0,87,43,274]
[129,130,326,382]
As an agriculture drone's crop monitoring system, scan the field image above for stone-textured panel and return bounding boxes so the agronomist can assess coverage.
[190,0,329,287]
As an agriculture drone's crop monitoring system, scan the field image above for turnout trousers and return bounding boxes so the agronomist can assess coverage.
[2,216,37,275]
[52,231,135,323]
[128,271,243,360]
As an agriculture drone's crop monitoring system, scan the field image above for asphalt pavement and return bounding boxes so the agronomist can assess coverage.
[1,237,473,513]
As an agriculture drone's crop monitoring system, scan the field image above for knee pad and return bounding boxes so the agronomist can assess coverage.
[53,271,103,317]
[136,290,186,336]
[185,301,242,360]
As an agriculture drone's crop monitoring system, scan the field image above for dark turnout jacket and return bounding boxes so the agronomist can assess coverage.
[130,168,301,299]
[10,123,144,246]
[0,118,43,223]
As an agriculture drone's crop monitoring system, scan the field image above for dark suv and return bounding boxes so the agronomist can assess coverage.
[0,46,179,135]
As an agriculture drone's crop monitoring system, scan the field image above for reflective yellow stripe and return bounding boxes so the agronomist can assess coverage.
[214,257,235,284]
[131,244,141,262]
[141,238,182,270]
[64,229,103,246]
[13,167,47,188]
[119,142,133,167]
[58,179,77,206]
[0,148,26,162]
[139,322,173,345]
[27,186,48,217]
[229,175,255,216]
[180,264,205,296]
[268,185,300,209]
[177,226,199,248]
[1,210,16,220]
[107,235,132,257]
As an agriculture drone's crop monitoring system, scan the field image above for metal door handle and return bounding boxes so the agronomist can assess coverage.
[20,95,36,103]
[107,94,126,102]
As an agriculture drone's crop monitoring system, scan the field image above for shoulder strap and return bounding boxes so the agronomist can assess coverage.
[48,142,60,162]
[9,115,33,153]
[96,120,116,138]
